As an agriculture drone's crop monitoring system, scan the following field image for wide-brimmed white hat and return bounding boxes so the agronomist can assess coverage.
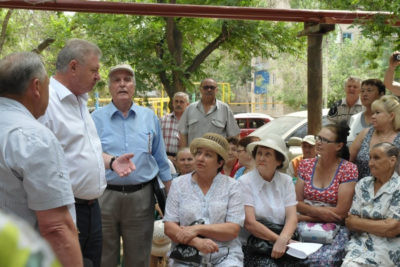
[302,135,316,146]
[190,133,229,161]
[247,134,289,169]
[108,63,135,77]
[151,220,171,257]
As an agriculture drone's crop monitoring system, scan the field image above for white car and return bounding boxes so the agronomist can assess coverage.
[250,109,329,160]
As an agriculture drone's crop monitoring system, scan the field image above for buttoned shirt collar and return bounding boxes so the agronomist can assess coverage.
[107,101,137,119]
[196,99,221,114]
[341,97,362,107]
[253,169,278,194]
[50,77,89,102]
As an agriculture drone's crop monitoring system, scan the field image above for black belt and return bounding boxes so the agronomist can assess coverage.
[107,180,152,193]
[75,198,97,205]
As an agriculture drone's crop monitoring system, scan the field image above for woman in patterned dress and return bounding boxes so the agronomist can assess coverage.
[343,142,400,266]
[350,95,400,179]
[295,122,358,266]
[164,133,244,266]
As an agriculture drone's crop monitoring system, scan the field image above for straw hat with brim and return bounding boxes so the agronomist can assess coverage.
[190,133,229,161]
[247,134,289,169]
[108,64,135,77]
[302,135,315,146]
[151,220,171,257]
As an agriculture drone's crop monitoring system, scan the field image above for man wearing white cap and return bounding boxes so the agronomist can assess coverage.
[287,135,316,179]
[92,63,172,267]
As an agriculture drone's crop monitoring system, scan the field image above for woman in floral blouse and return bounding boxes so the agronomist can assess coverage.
[343,142,400,266]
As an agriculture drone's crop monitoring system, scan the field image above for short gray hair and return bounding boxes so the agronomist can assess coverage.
[173,92,189,102]
[344,76,361,88]
[56,39,102,73]
[371,142,400,171]
[0,52,47,96]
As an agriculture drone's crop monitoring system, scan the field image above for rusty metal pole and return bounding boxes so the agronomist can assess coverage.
[307,32,323,135]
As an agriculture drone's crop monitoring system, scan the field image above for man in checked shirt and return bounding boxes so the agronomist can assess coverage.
[160,92,189,160]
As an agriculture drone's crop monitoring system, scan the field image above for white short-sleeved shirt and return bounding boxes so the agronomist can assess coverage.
[39,77,106,200]
[239,169,297,225]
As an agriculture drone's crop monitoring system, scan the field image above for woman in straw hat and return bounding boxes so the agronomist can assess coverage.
[239,134,300,266]
[164,133,244,266]
[296,122,357,266]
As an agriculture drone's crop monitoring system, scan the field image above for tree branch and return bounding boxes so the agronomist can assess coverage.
[32,38,55,54]
[185,21,231,78]
[0,9,13,55]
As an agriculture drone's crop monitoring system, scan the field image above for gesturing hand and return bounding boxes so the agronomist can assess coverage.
[113,153,136,177]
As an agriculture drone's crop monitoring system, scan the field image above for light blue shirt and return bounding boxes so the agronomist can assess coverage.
[92,102,171,185]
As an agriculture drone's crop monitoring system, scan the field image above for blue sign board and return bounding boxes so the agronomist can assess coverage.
[254,70,269,94]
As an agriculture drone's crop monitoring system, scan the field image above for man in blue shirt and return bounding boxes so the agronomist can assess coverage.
[92,64,172,267]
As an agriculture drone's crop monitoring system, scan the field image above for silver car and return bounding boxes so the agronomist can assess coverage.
[250,109,329,160]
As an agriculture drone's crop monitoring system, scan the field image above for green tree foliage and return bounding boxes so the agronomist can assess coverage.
[70,0,304,103]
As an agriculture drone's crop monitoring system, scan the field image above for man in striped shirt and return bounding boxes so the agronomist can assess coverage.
[160,92,189,158]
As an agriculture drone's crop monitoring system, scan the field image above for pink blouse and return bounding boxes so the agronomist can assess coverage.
[298,158,358,205]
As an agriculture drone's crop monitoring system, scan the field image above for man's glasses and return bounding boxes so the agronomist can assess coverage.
[315,135,337,144]
[202,85,216,90]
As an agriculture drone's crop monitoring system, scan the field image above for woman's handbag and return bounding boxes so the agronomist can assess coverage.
[246,220,299,256]
[169,219,205,265]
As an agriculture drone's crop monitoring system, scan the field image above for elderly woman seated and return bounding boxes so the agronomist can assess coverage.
[342,142,400,266]
[239,134,300,266]
[164,133,244,266]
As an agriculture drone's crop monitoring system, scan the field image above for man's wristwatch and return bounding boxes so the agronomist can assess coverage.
[109,156,118,171]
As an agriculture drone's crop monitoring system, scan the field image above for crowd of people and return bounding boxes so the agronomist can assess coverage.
[1,39,400,267]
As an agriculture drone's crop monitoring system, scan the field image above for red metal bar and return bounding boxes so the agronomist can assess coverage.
[0,0,396,25]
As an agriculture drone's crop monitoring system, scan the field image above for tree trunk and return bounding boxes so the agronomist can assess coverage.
[0,9,13,55]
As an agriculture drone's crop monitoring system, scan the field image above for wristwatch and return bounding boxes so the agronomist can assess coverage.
[109,156,117,171]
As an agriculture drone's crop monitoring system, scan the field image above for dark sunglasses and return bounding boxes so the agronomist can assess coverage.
[202,85,216,90]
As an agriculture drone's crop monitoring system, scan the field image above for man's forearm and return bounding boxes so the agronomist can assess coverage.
[40,223,83,267]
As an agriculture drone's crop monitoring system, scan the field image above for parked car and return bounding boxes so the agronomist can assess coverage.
[250,109,329,160]
[234,113,274,138]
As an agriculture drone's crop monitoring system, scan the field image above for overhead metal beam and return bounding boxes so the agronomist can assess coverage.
[0,0,397,25]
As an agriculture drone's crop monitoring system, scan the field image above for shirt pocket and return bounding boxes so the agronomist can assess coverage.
[210,119,225,134]
[188,118,199,137]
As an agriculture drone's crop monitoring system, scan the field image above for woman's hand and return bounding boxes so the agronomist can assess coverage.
[192,238,219,254]
[271,235,289,259]
[175,225,199,244]
[315,206,342,222]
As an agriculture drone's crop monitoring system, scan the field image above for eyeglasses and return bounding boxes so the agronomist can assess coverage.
[202,85,216,90]
[315,135,337,144]
[208,246,230,265]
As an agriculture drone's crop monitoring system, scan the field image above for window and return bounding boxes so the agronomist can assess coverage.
[342,32,353,41]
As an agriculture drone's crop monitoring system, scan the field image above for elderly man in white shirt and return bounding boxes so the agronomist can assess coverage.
[39,39,135,267]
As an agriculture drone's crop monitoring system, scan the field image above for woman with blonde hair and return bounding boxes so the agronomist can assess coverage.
[350,95,400,179]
